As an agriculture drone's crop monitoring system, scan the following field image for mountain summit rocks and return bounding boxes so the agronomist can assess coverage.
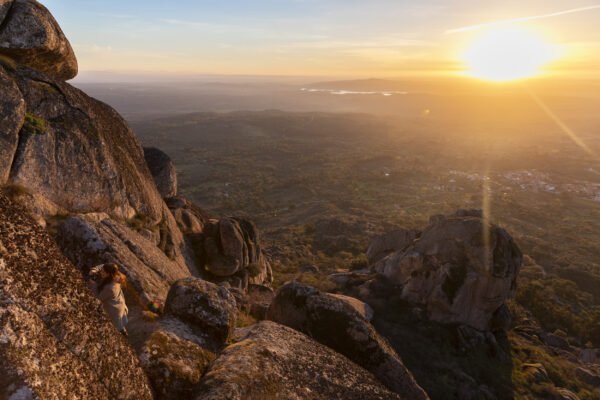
[0,0,78,80]
[371,210,522,331]
[0,1,162,221]
[268,281,429,399]
[0,63,165,222]
[144,147,178,198]
[196,321,406,400]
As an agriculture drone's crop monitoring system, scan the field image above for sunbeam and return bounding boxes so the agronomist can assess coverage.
[525,86,599,159]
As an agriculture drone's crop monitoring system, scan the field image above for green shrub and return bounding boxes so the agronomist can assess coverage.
[23,113,46,135]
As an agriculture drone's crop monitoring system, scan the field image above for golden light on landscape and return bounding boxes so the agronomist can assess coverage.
[463,28,557,81]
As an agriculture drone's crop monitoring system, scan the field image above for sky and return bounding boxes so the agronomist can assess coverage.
[42,0,600,78]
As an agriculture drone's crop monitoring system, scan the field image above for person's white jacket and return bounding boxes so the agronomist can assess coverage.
[89,265,128,331]
[94,281,128,331]
[92,282,129,331]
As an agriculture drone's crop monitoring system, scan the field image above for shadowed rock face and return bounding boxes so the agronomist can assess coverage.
[203,217,272,281]
[367,227,419,268]
[164,277,237,347]
[371,211,522,331]
[0,191,153,399]
[57,212,194,305]
[1,64,164,221]
[166,198,273,288]
[267,282,429,400]
[196,321,405,400]
[0,66,24,183]
[139,318,217,400]
[0,0,77,80]
[144,146,177,198]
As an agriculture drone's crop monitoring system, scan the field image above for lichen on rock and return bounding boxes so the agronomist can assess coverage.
[0,0,78,80]
[164,277,238,347]
[196,321,406,400]
[0,191,153,399]
[267,281,428,399]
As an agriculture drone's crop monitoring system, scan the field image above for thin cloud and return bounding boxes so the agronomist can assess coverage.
[446,4,600,34]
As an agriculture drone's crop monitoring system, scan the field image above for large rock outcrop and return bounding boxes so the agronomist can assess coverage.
[267,282,428,400]
[144,146,177,198]
[371,210,522,331]
[367,227,419,266]
[203,217,272,282]
[139,317,217,400]
[57,211,194,305]
[0,63,164,222]
[164,277,237,347]
[0,191,153,399]
[167,196,273,288]
[196,321,405,400]
[0,0,77,80]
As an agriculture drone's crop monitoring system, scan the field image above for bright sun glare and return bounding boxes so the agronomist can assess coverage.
[463,28,556,82]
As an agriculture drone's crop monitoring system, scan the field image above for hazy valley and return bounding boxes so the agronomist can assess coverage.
[2,1,600,397]
[105,79,600,398]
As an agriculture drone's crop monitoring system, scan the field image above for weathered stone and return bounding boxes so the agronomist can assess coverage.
[328,270,371,286]
[196,321,405,400]
[0,66,24,183]
[544,333,571,350]
[556,388,581,400]
[246,283,275,320]
[171,207,204,234]
[574,367,600,387]
[490,303,512,331]
[5,65,164,221]
[457,383,497,400]
[367,227,419,267]
[522,363,549,383]
[165,197,272,286]
[139,319,217,400]
[216,218,246,275]
[203,217,271,284]
[581,348,600,364]
[0,191,153,399]
[330,293,374,321]
[300,264,320,273]
[164,277,237,346]
[0,0,77,80]
[0,1,12,23]
[144,146,177,198]
[267,282,428,399]
[373,211,522,331]
[165,196,194,211]
[3,185,63,227]
[57,211,194,305]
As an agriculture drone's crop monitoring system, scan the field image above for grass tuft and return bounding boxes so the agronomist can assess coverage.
[23,113,46,135]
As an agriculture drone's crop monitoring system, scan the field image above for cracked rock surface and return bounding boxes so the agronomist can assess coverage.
[0,191,153,399]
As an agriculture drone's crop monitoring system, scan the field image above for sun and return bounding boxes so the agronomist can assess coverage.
[463,28,556,82]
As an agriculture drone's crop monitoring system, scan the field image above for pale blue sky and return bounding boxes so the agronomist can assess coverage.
[42,0,600,77]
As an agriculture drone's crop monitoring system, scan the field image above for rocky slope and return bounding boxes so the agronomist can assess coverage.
[0,191,153,399]
[267,281,428,399]
[196,321,406,400]
[3,2,586,400]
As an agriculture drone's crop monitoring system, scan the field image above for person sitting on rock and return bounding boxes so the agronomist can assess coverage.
[88,263,129,336]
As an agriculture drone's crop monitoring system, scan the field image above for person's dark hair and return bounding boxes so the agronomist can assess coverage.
[98,263,127,293]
